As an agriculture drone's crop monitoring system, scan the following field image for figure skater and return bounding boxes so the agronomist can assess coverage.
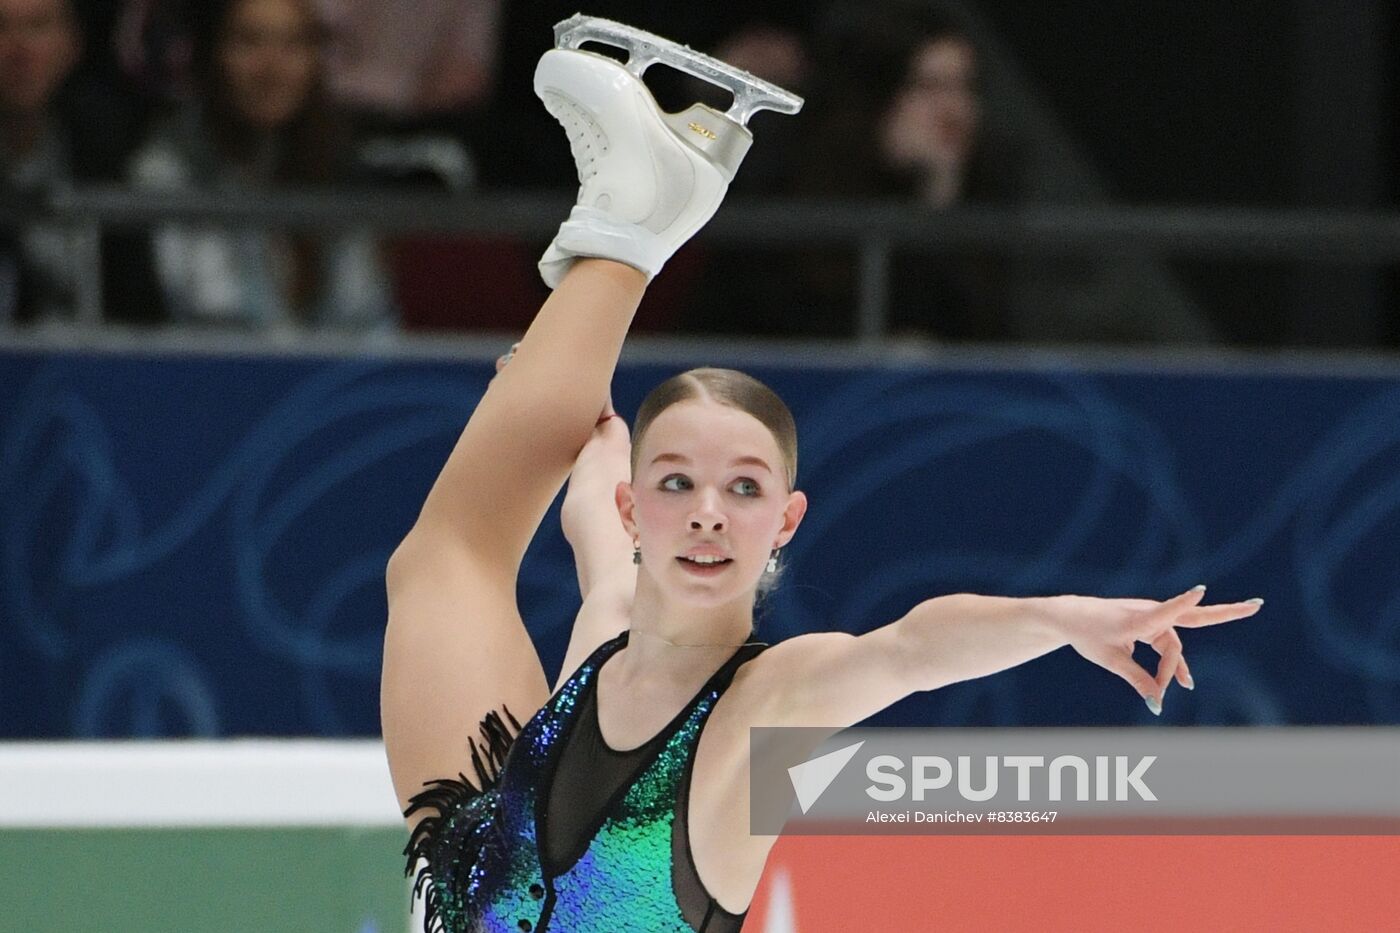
[381,22,1262,933]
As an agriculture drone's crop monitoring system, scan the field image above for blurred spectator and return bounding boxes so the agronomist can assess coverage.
[324,0,534,334]
[1,0,161,325]
[636,18,819,335]
[672,17,837,338]
[316,0,501,120]
[879,29,1017,208]
[678,7,1030,342]
[112,0,197,99]
[310,0,552,334]
[0,0,81,323]
[873,22,1027,342]
[128,0,393,332]
[809,1,1216,347]
[706,20,812,197]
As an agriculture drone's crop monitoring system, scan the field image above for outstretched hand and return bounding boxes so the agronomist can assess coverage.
[1045,586,1263,715]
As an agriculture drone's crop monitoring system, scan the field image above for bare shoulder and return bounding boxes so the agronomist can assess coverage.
[737,630,853,688]
[727,627,916,731]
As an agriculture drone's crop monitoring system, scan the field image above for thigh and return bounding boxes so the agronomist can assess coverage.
[382,544,550,819]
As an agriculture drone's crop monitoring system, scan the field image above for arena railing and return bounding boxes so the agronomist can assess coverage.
[9,186,1400,339]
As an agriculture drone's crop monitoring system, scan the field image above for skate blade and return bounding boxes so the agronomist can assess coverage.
[553,14,803,126]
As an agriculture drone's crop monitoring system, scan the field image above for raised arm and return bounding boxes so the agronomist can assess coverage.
[560,410,635,600]
[755,587,1263,730]
[553,408,637,688]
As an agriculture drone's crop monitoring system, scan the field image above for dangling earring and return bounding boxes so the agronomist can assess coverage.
[766,548,779,574]
[633,541,641,565]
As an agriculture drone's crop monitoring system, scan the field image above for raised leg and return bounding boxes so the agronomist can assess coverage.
[383,41,771,815]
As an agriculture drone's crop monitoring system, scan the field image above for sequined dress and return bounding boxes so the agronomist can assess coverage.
[403,630,768,932]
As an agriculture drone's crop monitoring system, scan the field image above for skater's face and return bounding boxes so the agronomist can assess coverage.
[217,0,322,131]
[620,400,806,607]
[0,0,77,118]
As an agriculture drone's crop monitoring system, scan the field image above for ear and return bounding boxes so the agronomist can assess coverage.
[774,490,808,549]
[615,480,638,540]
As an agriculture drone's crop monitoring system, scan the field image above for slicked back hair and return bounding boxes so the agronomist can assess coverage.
[630,368,797,491]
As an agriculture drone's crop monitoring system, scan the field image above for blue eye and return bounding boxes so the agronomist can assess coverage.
[732,478,761,497]
[661,475,691,491]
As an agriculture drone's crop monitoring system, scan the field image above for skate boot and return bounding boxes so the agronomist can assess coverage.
[534,15,803,288]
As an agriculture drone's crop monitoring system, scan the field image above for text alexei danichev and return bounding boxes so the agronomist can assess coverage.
[866,810,1059,823]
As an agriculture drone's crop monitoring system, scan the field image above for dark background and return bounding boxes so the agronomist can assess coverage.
[484,1,1398,347]
[47,0,1400,347]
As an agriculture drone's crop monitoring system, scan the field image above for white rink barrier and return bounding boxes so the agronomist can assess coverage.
[0,739,403,828]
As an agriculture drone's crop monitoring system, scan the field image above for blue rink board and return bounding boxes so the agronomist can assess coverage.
[2,344,1398,736]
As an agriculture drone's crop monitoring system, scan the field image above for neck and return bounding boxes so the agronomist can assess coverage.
[617,572,758,676]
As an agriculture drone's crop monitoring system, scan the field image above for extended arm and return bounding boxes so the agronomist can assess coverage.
[758,588,1262,730]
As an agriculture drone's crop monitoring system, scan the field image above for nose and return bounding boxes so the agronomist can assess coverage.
[688,490,726,533]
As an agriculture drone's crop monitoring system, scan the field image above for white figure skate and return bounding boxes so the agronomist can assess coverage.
[534,15,804,288]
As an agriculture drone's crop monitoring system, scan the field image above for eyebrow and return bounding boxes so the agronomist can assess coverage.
[650,453,774,473]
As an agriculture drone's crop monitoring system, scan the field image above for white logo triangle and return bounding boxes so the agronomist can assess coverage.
[787,740,864,814]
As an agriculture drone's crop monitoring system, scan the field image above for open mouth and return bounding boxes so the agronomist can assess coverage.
[676,556,733,574]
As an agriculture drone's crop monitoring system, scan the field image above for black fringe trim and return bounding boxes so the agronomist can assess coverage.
[402,704,524,933]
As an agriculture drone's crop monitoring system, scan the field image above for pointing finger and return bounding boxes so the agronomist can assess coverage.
[1174,599,1264,629]
[1127,586,1207,639]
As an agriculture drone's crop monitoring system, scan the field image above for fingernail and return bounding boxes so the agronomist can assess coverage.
[1246,597,1264,606]
[1190,584,1207,593]
[1144,695,1162,716]
[1182,673,1195,690]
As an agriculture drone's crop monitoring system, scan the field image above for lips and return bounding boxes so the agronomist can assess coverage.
[676,555,733,575]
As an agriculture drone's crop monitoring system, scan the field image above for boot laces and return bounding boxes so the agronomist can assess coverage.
[542,91,609,182]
